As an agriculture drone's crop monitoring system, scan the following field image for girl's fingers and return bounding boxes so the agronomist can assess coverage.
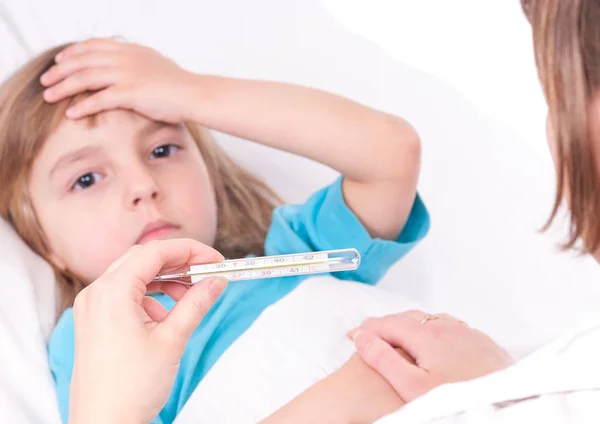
[41,52,117,87]
[65,87,130,119]
[43,69,119,103]
[55,38,122,62]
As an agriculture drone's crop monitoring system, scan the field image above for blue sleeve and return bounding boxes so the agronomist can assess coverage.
[264,176,430,284]
[47,309,75,424]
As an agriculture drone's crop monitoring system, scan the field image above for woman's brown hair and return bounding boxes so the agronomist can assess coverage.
[522,0,600,252]
[0,43,281,314]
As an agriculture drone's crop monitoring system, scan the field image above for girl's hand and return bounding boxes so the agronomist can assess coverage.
[40,38,197,123]
[69,239,227,424]
[350,310,514,403]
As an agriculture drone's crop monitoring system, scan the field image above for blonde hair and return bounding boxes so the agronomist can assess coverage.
[0,43,281,315]
[522,0,600,252]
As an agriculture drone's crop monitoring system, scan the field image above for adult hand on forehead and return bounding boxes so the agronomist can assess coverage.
[69,238,227,424]
[40,38,199,123]
[350,310,514,403]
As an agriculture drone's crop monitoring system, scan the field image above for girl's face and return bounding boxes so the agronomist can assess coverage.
[29,110,217,283]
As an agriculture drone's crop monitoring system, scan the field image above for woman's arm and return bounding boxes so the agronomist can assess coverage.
[188,76,421,240]
[66,239,226,424]
[261,354,404,424]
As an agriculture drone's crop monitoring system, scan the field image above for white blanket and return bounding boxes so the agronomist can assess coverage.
[174,276,421,424]
[376,318,600,423]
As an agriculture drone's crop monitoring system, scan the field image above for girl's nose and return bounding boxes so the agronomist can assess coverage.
[125,166,161,209]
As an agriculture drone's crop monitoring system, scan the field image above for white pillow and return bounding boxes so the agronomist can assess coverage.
[0,219,60,424]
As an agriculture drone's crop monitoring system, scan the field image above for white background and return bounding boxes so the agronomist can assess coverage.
[325,0,549,158]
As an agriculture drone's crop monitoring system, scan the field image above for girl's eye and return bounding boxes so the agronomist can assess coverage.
[72,172,104,191]
[150,144,180,159]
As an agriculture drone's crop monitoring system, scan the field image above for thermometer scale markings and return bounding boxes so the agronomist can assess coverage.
[190,253,328,275]
[152,249,360,284]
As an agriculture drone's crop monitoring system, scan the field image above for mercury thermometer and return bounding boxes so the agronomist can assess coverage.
[152,248,360,284]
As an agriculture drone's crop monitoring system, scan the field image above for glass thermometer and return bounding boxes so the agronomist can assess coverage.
[152,248,360,284]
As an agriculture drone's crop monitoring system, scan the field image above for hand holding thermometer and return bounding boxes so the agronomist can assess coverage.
[152,248,360,284]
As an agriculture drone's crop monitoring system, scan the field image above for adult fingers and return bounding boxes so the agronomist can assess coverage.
[105,245,142,274]
[354,312,431,359]
[143,296,169,323]
[112,239,223,288]
[436,313,469,326]
[145,281,190,302]
[353,330,428,402]
[157,282,190,302]
[156,277,227,350]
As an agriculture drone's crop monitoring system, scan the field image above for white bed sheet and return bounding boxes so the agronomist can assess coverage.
[174,276,422,424]
[2,1,600,423]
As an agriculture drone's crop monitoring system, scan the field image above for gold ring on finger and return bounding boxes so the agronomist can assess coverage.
[420,314,440,324]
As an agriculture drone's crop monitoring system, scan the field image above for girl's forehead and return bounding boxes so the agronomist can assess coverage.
[39,110,184,168]
[58,109,147,135]
[48,111,180,149]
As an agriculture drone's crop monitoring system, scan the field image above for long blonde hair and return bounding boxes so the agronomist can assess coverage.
[522,0,600,252]
[0,43,281,314]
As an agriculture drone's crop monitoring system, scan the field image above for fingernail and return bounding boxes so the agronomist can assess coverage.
[347,328,359,340]
[43,89,53,101]
[40,73,48,85]
[66,108,77,118]
[55,52,64,62]
[352,330,375,352]
[208,277,227,301]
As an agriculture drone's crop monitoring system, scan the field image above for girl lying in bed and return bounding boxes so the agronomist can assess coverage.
[0,39,508,423]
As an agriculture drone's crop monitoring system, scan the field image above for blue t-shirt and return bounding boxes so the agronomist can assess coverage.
[48,177,430,424]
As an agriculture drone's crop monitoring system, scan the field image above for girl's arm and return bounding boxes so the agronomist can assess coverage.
[261,353,404,424]
[188,76,421,240]
[42,40,420,241]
